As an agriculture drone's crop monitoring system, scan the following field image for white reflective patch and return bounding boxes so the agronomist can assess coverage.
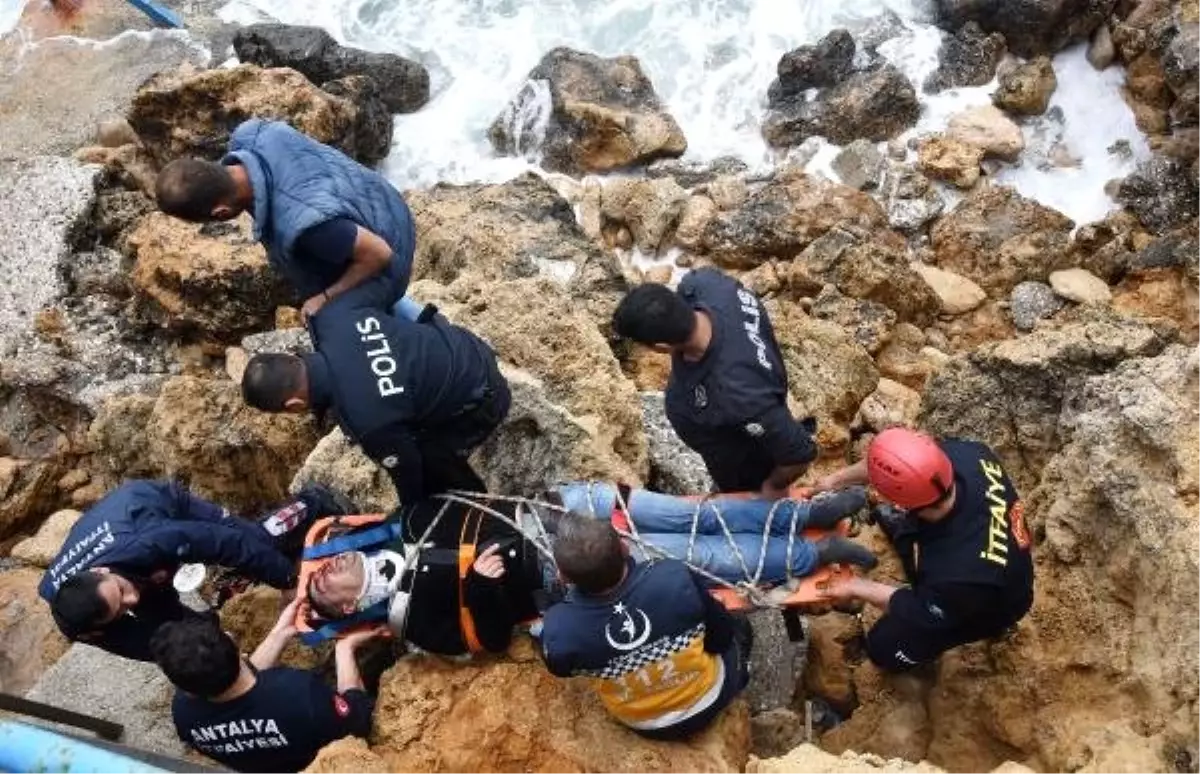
[744,422,764,437]
[382,455,399,468]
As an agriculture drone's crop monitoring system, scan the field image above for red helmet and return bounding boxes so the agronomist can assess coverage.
[866,427,954,510]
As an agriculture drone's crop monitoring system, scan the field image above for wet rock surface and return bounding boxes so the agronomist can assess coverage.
[924,22,1007,93]
[490,47,687,174]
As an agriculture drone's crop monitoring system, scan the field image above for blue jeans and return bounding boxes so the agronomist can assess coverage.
[554,483,864,585]
[392,295,422,321]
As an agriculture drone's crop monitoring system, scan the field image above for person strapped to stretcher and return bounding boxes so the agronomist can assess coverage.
[294,481,877,656]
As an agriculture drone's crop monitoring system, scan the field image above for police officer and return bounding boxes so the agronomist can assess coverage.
[612,268,817,498]
[154,119,416,320]
[40,479,342,661]
[813,427,1035,670]
[240,274,511,502]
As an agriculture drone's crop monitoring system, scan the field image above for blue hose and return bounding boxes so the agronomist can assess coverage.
[123,0,184,28]
[0,720,170,774]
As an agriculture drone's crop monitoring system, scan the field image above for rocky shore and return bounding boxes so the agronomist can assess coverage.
[0,0,1195,771]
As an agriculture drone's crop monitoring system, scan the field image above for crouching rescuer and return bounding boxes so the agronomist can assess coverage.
[815,427,1035,670]
[539,515,751,740]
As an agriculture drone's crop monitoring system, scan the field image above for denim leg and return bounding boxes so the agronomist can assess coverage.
[392,295,423,321]
[635,532,818,585]
[556,483,812,537]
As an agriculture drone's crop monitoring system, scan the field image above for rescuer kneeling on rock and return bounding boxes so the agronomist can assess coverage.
[812,427,1034,671]
[151,599,386,772]
[241,274,510,502]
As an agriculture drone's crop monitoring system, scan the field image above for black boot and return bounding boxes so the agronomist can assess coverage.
[805,486,869,530]
[296,483,358,517]
[814,536,879,570]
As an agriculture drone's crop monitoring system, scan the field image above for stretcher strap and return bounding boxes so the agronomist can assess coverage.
[457,508,485,654]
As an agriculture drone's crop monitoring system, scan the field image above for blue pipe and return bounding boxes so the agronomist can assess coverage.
[123,0,184,28]
[0,720,170,774]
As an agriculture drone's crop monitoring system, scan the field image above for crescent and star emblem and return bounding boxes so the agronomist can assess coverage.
[604,601,652,651]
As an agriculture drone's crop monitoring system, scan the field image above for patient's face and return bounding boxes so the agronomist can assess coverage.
[310,551,364,617]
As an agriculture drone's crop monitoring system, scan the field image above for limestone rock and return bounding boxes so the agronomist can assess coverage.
[856,378,923,432]
[0,457,67,544]
[1087,23,1116,69]
[932,0,1117,57]
[304,738,392,774]
[233,23,430,113]
[128,64,392,167]
[1009,281,1066,330]
[924,22,1007,93]
[600,177,690,254]
[766,300,879,450]
[640,392,713,495]
[749,744,943,773]
[992,56,1057,116]
[1048,268,1113,304]
[128,214,293,338]
[768,29,856,98]
[765,43,920,148]
[242,328,313,357]
[878,162,945,234]
[1117,155,1200,235]
[913,263,988,314]
[221,587,327,670]
[90,377,319,513]
[918,307,1172,489]
[0,568,70,695]
[945,105,1025,161]
[368,637,751,772]
[810,285,898,355]
[290,428,396,514]
[785,226,940,325]
[1112,265,1199,343]
[10,509,82,567]
[0,30,207,158]
[930,185,1074,295]
[832,139,887,190]
[874,322,939,391]
[917,136,983,189]
[699,169,890,269]
[750,709,807,760]
[406,174,628,329]
[489,47,687,174]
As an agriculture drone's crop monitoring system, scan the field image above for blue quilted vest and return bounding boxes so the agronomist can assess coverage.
[224,119,414,301]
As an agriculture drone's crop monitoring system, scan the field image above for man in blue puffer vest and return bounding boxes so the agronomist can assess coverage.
[38,479,348,662]
[154,119,417,320]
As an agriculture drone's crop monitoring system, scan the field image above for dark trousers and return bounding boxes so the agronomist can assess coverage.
[417,370,511,496]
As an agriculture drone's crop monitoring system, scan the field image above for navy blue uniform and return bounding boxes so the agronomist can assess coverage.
[867,439,1035,670]
[38,480,297,661]
[665,268,816,492]
[306,275,510,501]
[540,559,749,739]
[171,667,373,772]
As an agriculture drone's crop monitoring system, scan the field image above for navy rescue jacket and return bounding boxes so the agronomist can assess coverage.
[223,119,415,302]
[664,267,817,492]
[38,480,295,660]
[305,276,503,500]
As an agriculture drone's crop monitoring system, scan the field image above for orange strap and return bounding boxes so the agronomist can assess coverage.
[457,508,485,654]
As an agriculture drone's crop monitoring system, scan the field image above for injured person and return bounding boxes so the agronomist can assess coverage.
[299,482,875,656]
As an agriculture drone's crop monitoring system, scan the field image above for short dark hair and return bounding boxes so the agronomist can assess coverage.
[150,616,241,698]
[50,571,112,638]
[242,353,307,412]
[553,514,626,594]
[611,283,696,346]
[155,158,237,222]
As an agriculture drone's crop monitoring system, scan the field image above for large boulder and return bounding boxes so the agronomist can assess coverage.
[599,177,691,255]
[696,168,891,269]
[877,162,946,235]
[918,308,1173,490]
[930,185,1075,295]
[924,22,1007,93]
[10,508,82,567]
[764,33,920,148]
[290,428,396,513]
[410,278,648,481]
[90,376,319,513]
[128,64,392,167]
[765,300,880,451]
[748,744,947,773]
[489,47,687,174]
[932,0,1118,57]
[0,567,70,695]
[0,30,206,158]
[364,637,750,771]
[991,56,1058,116]
[233,23,430,113]
[782,226,941,326]
[127,213,293,338]
[406,173,628,329]
[945,105,1025,161]
[640,392,713,495]
[917,136,984,189]
[1116,155,1200,234]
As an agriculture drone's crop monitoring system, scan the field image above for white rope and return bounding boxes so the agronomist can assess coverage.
[437,486,826,610]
